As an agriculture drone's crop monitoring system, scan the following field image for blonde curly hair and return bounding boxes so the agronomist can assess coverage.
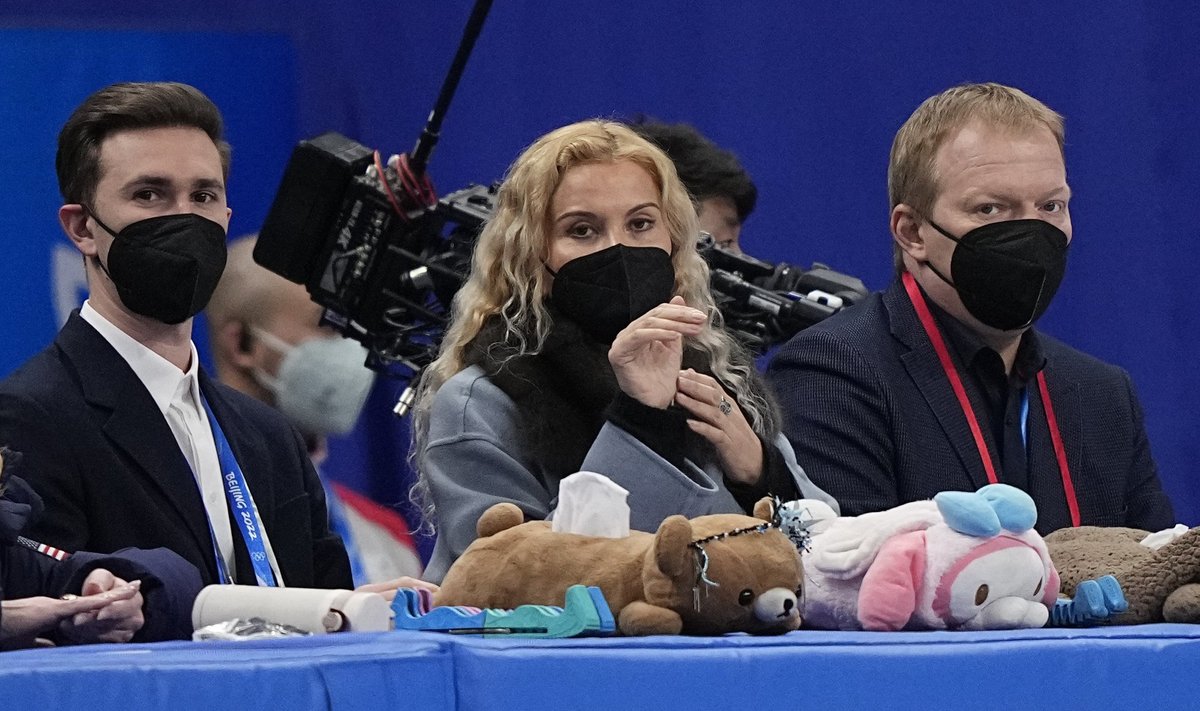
[411,119,774,514]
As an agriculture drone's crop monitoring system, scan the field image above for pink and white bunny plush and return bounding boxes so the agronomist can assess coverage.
[800,484,1060,631]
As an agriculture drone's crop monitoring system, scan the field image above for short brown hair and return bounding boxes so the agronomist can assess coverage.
[56,81,232,206]
[888,83,1064,274]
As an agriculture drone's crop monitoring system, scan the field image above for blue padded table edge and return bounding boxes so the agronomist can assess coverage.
[2,625,1199,711]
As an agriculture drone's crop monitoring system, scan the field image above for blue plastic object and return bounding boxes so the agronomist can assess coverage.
[1050,575,1128,626]
[391,584,617,638]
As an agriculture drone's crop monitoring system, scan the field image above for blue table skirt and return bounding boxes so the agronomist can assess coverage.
[4,624,1198,710]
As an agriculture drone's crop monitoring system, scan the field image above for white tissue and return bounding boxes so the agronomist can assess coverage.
[1140,523,1191,550]
[551,471,630,538]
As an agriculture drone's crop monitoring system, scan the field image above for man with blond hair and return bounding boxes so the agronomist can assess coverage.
[767,83,1174,533]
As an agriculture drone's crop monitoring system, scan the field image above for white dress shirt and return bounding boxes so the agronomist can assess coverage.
[80,301,283,585]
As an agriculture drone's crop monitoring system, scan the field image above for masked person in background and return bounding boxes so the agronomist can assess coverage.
[207,236,424,585]
[0,82,352,590]
[411,119,837,582]
[767,82,1175,534]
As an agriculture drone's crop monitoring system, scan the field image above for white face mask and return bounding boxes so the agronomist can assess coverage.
[250,327,375,435]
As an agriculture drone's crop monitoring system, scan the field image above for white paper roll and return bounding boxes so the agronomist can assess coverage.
[192,585,393,634]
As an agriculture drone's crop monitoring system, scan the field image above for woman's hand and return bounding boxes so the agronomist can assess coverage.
[2,594,112,647]
[675,368,763,485]
[609,296,707,409]
[57,570,145,644]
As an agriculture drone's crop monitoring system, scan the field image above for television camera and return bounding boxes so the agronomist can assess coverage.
[251,0,868,416]
[697,234,868,354]
[254,132,867,414]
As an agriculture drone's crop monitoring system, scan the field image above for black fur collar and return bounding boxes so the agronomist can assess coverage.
[462,312,774,497]
[463,314,621,496]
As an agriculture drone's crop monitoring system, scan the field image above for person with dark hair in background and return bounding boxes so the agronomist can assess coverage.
[767,83,1174,534]
[631,119,757,254]
[412,119,835,582]
[0,82,352,590]
[206,235,424,586]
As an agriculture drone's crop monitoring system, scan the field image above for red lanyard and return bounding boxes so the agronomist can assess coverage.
[902,272,1080,527]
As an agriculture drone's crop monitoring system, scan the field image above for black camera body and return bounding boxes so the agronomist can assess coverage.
[696,234,869,353]
[255,132,491,371]
[254,132,392,319]
[255,131,870,379]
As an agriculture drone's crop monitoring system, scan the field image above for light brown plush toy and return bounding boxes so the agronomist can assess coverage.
[434,500,803,636]
[1046,526,1200,624]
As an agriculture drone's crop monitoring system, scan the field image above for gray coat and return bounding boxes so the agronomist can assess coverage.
[421,364,836,582]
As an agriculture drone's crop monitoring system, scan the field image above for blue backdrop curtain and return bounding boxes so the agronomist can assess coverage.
[1,2,1197,562]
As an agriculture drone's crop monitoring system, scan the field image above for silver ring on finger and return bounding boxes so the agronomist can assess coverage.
[718,396,733,416]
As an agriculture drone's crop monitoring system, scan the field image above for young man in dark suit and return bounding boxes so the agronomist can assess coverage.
[0,82,352,589]
[767,82,1174,534]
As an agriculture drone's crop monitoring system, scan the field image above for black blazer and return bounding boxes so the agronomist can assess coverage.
[766,281,1175,534]
[0,312,352,589]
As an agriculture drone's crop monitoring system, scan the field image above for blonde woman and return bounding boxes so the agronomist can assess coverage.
[414,120,835,581]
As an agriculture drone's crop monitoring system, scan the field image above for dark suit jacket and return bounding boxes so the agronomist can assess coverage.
[766,281,1175,534]
[0,312,352,589]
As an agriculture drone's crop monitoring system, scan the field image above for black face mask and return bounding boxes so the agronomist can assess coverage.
[924,218,1069,331]
[88,211,228,325]
[548,244,676,343]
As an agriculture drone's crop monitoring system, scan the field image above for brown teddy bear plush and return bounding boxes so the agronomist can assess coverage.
[433,500,803,636]
[1046,526,1200,624]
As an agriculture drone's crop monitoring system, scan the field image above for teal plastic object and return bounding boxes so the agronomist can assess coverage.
[391,584,616,638]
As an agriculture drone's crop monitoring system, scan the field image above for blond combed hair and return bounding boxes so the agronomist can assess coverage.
[411,119,773,514]
[889,82,1065,274]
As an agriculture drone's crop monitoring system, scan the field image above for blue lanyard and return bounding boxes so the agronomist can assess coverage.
[200,396,278,587]
[1019,388,1030,449]
[204,505,233,585]
[323,480,368,587]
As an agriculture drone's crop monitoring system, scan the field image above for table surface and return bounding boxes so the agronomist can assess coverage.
[4,624,1199,710]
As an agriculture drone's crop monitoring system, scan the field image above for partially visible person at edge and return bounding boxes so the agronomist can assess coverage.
[0,81,352,589]
[411,119,837,582]
[766,82,1174,534]
[630,118,756,254]
[207,235,424,586]
[1,448,201,649]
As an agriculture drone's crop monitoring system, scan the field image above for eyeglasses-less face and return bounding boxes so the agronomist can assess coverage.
[545,159,672,276]
[899,120,1071,338]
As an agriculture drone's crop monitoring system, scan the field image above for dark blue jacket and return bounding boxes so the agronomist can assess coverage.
[766,280,1174,534]
[1,472,202,643]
